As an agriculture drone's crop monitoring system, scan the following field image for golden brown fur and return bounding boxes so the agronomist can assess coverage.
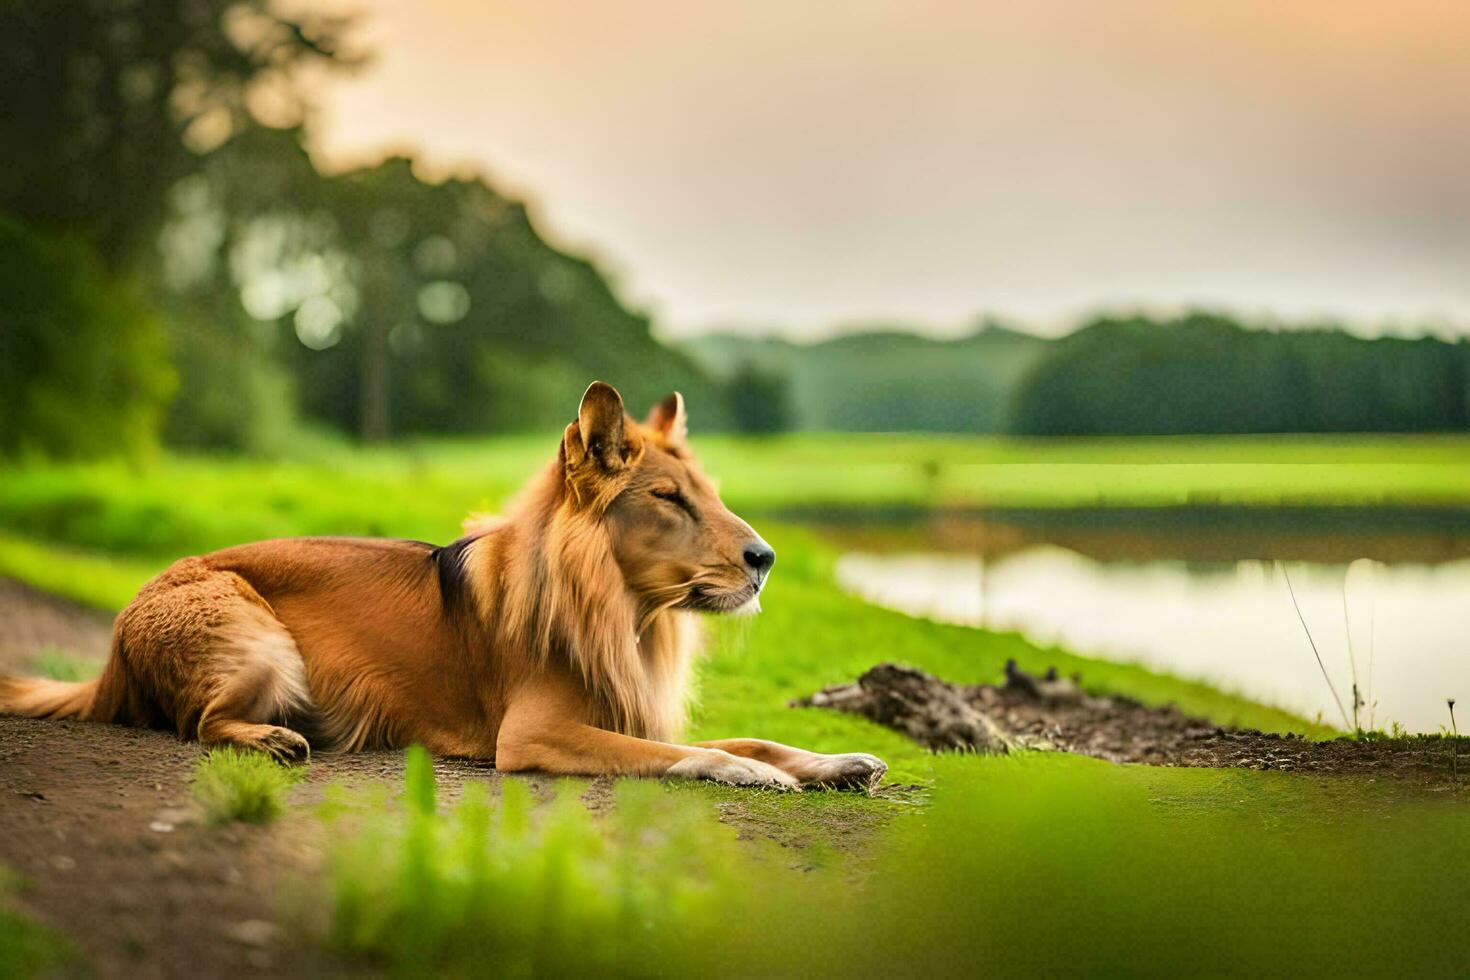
[0,383,886,790]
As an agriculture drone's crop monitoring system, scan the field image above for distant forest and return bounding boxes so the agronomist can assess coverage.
[683,314,1470,436]
[3,3,1467,461]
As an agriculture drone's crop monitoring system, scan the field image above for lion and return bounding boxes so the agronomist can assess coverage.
[0,382,886,790]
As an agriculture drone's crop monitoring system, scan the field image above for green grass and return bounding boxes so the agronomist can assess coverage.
[0,530,160,610]
[703,431,1470,510]
[307,748,1470,977]
[28,647,103,681]
[0,865,70,977]
[730,753,1470,977]
[191,747,305,824]
[0,908,67,978]
[308,746,765,976]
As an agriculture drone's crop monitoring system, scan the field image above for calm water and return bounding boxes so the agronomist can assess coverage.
[832,517,1470,733]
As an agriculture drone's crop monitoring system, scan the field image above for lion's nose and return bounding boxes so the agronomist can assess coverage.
[742,541,776,577]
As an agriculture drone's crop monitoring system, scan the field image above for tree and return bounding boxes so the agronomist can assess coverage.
[0,217,174,458]
[726,364,794,434]
[0,0,356,268]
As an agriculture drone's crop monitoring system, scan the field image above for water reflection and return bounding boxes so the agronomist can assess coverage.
[831,517,1470,733]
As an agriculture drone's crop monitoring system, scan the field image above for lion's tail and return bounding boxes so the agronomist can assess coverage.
[0,674,98,719]
[0,633,129,722]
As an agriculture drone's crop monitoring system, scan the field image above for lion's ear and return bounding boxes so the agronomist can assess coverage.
[645,391,687,445]
[564,381,638,472]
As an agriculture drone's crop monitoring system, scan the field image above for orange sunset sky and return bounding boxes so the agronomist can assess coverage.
[309,1,1470,338]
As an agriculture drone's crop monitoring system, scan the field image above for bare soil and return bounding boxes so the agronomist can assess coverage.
[0,711,615,978]
[0,579,554,978]
[0,580,874,978]
[798,661,1470,789]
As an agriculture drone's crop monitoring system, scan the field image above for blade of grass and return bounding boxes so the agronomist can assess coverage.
[1367,567,1377,732]
[1342,576,1360,734]
[1278,562,1350,731]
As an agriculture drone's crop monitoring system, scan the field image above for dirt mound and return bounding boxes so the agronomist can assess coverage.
[796,662,1469,788]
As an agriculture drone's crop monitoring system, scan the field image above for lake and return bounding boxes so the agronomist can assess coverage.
[823,509,1470,733]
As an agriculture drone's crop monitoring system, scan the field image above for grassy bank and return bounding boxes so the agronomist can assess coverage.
[694,527,1329,775]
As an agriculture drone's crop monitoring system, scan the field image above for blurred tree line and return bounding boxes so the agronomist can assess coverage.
[682,322,1046,434]
[1010,313,1470,436]
[686,314,1470,437]
[1,0,720,459]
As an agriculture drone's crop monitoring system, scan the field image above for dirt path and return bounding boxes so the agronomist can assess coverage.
[0,581,883,977]
[0,712,610,978]
[0,583,550,976]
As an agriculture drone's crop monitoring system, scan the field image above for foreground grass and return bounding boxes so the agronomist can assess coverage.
[305,749,1470,977]
[1,434,1467,568]
[0,865,70,977]
[192,748,304,824]
[745,754,1470,977]
[0,908,67,978]
[309,747,762,975]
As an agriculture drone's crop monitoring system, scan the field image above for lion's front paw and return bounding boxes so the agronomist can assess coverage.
[799,752,887,791]
[666,750,801,790]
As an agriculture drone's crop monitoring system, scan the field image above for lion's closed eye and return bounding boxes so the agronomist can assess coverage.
[650,485,693,515]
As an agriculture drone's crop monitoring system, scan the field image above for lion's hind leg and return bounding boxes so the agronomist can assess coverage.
[118,559,316,763]
[194,597,316,763]
[199,718,311,764]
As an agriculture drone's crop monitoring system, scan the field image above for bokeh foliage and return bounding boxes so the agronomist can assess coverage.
[0,0,717,459]
[0,218,173,458]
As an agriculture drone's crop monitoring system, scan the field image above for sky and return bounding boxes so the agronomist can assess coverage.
[312,1,1470,339]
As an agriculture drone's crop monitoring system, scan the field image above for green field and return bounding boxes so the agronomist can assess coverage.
[2,434,1469,577]
[2,433,1467,974]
